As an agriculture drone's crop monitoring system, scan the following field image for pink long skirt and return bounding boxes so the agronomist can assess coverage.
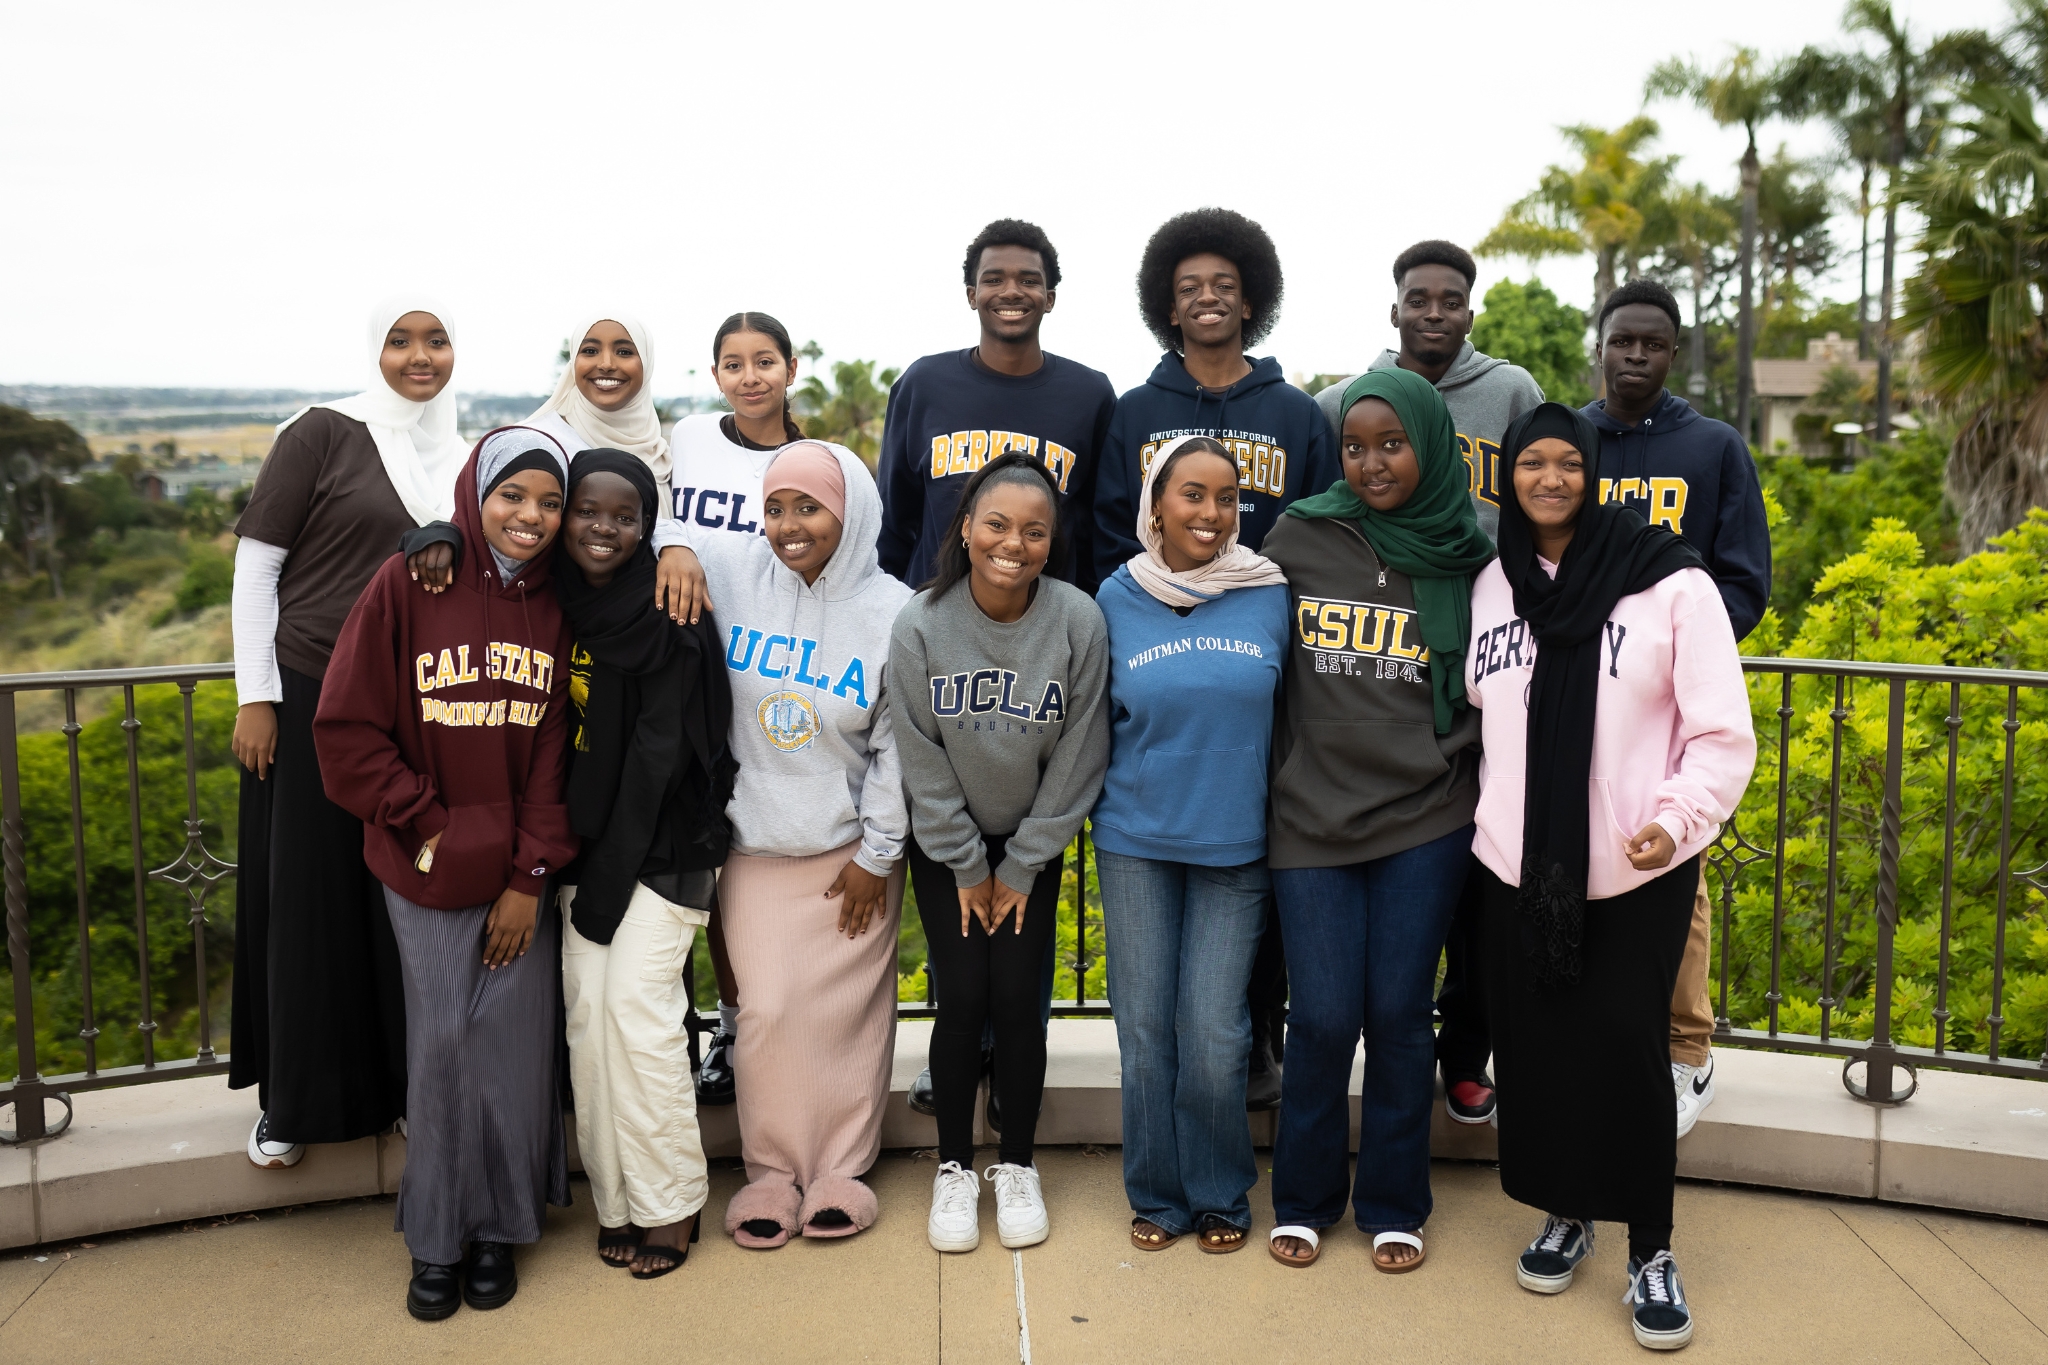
[722,841,903,1190]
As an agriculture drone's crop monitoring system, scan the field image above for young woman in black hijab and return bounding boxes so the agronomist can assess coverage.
[554,449,736,1281]
[1463,404,1755,1352]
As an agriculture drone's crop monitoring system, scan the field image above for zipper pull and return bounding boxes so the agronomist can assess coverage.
[1378,568,1387,588]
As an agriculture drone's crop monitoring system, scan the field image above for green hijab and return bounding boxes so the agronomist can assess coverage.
[1285,368,1496,732]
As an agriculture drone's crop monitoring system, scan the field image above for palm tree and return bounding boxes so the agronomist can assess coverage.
[794,358,901,468]
[1646,46,1799,446]
[1475,117,1675,320]
[1754,147,1839,316]
[1779,45,1888,358]
[1646,184,1735,403]
[1899,84,2048,548]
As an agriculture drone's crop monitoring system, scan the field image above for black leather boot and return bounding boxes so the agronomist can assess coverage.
[462,1241,518,1311]
[406,1260,461,1322]
[1245,1010,1283,1112]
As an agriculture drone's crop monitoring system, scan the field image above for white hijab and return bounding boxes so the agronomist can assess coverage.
[529,311,670,484]
[296,296,468,527]
[1126,435,1289,609]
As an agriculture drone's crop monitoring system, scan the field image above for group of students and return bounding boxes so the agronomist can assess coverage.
[227,210,1766,1353]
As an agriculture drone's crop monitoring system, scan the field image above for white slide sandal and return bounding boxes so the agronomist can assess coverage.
[1268,1224,1321,1268]
[1372,1229,1426,1274]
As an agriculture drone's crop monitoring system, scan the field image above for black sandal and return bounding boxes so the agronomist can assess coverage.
[630,1215,701,1281]
[597,1227,641,1268]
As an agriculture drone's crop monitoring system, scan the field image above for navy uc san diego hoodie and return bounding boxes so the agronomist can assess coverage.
[1093,352,1338,584]
[1582,389,1771,641]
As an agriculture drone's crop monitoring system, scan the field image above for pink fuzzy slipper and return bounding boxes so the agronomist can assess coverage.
[799,1175,878,1239]
[725,1180,801,1249]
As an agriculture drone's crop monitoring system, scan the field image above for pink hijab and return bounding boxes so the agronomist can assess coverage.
[763,441,847,522]
[1126,436,1288,609]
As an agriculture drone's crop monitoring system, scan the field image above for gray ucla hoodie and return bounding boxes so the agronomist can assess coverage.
[1314,341,1544,540]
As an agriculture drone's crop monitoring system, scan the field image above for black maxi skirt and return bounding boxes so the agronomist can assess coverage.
[1479,855,1697,1230]
[228,663,408,1142]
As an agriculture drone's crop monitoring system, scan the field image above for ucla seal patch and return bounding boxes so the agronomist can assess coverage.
[757,690,819,752]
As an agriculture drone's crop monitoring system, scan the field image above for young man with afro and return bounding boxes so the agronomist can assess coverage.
[1093,207,1338,1112]
[878,217,1117,594]
[1586,276,1770,1140]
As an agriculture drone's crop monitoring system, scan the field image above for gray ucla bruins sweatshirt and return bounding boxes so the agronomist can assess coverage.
[1314,341,1544,541]
[889,575,1110,893]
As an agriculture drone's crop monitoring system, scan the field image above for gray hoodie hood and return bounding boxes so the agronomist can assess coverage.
[676,441,913,871]
[1314,340,1545,539]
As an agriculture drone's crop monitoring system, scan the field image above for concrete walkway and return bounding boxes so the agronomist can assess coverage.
[0,1151,2041,1365]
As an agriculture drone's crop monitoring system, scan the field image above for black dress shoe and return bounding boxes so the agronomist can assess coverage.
[1245,1021,1283,1112]
[907,1066,937,1116]
[462,1241,518,1311]
[407,1259,461,1322]
[696,1026,737,1106]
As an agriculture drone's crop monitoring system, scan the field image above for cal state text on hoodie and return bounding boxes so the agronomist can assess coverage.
[1093,353,1337,584]
[1582,389,1771,642]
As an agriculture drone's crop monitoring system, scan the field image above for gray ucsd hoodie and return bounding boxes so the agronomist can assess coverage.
[1314,341,1544,540]
[677,442,913,874]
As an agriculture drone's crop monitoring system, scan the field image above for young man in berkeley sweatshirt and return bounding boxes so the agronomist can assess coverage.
[1584,277,1771,1138]
[1093,206,1338,1112]
[878,218,1117,595]
[1313,240,1545,542]
[1312,239,1543,1123]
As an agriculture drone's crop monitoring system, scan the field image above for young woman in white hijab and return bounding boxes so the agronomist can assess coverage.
[228,298,468,1170]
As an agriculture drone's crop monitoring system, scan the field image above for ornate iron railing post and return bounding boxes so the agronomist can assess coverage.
[1856,676,1907,1103]
[1,692,46,1141]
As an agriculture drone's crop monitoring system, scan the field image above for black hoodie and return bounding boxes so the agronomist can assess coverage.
[1093,352,1338,583]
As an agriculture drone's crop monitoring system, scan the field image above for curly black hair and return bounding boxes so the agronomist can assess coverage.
[1136,207,1284,353]
[962,219,1061,290]
[1597,277,1683,337]
[1391,239,1476,290]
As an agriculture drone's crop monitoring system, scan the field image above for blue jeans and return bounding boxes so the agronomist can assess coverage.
[1270,825,1471,1234]
[1099,850,1269,1235]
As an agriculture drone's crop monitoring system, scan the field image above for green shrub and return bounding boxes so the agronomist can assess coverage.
[172,546,234,616]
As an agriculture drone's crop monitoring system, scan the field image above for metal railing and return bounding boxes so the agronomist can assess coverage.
[0,656,2041,1144]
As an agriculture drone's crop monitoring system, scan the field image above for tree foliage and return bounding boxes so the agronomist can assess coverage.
[1470,278,1591,408]
[794,359,901,468]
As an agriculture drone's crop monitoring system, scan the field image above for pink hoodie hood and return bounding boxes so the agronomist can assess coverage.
[1465,560,1756,898]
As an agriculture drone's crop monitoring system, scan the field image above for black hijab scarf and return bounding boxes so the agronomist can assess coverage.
[554,449,673,677]
[1496,403,1704,988]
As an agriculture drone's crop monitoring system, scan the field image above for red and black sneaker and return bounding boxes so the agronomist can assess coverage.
[1445,1075,1496,1125]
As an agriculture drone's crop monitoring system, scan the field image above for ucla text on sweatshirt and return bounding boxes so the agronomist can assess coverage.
[1093,353,1337,585]
[876,349,1116,595]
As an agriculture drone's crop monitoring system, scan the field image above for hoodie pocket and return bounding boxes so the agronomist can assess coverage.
[1271,721,1450,845]
[1132,747,1264,844]
[424,802,516,908]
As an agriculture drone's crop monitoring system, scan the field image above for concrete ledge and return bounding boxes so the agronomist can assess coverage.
[3,1021,2041,1249]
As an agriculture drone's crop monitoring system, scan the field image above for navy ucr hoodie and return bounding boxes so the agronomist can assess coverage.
[1093,352,1338,584]
[1583,390,1771,642]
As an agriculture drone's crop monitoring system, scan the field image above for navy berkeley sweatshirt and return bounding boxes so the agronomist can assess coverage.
[1093,353,1337,585]
[1582,390,1772,641]
[877,348,1116,594]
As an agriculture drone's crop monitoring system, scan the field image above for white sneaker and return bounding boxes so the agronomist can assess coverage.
[1674,1053,1716,1140]
[927,1161,981,1253]
[246,1113,303,1169]
[985,1162,1048,1249]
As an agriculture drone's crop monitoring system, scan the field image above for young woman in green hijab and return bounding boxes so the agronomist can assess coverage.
[1260,367,1493,1274]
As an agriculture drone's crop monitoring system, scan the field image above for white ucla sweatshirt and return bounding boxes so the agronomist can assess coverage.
[674,443,913,874]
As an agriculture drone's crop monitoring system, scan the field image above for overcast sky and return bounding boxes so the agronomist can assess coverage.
[0,0,2015,399]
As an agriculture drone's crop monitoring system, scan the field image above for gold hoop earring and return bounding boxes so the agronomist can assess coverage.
[1148,516,1162,531]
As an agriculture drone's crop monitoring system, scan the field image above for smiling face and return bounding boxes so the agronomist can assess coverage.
[1598,302,1677,411]
[481,469,565,566]
[1153,447,1240,573]
[763,485,843,584]
[1512,437,1588,544]
[1390,264,1473,370]
[1341,396,1424,512]
[1169,252,1250,353]
[968,244,1054,344]
[378,311,454,403]
[966,477,1054,600]
[563,470,643,586]
[574,320,645,412]
[715,329,795,426]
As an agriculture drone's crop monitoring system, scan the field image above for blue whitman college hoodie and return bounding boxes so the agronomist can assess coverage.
[1093,353,1337,585]
[1582,389,1772,641]
[1090,567,1290,866]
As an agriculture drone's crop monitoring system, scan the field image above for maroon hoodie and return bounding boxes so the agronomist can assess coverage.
[314,432,576,910]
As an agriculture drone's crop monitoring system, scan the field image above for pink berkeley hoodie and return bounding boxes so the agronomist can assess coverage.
[1465,559,1756,899]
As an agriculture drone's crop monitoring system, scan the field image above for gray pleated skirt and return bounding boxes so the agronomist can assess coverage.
[384,887,570,1265]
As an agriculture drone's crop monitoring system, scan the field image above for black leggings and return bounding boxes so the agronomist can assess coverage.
[909,833,1060,1168]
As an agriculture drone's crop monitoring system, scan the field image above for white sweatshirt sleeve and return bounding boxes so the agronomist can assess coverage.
[853,673,908,876]
[232,538,289,706]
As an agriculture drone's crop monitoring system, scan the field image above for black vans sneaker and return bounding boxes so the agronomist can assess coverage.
[1624,1251,1694,1350]
[1517,1215,1594,1293]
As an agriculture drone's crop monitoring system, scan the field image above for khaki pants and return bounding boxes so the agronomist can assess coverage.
[562,882,711,1230]
[1669,865,1714,1067]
